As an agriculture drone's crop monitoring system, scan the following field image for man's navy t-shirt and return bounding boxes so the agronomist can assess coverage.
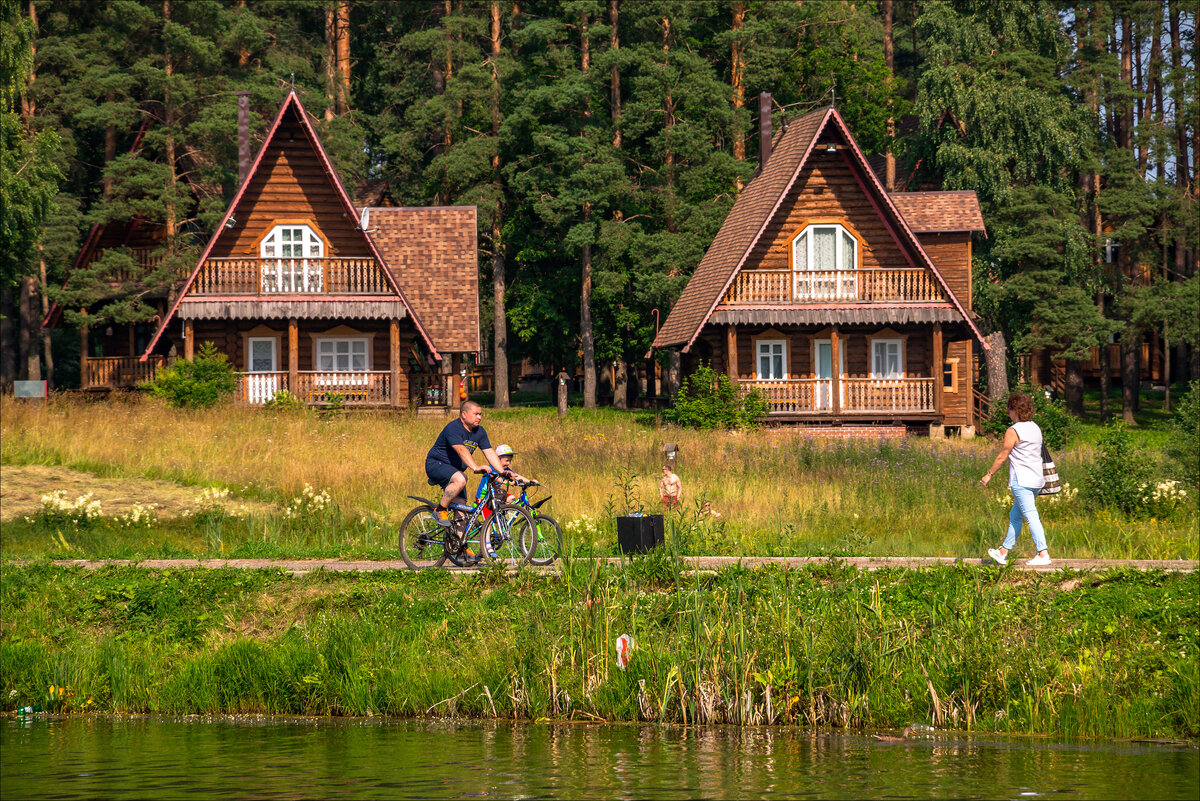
[426,419,491,472]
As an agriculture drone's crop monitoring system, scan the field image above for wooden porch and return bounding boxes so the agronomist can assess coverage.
[191,257,391,295]
[724,268,940,304]
[741,377,937,416]
[81,355,167,390]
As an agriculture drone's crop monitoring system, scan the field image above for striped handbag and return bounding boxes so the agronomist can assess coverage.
[1040,443,1062,495]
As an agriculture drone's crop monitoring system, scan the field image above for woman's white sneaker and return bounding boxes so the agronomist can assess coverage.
[987,548,1007,566]
[1026,553,1052,567]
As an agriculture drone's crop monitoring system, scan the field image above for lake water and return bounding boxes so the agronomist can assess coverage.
[2,717,1197,799]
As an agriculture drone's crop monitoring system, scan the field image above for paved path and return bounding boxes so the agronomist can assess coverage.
[39,556,1199,576]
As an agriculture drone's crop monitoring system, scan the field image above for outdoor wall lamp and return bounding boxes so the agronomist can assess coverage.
[225,217,237,229]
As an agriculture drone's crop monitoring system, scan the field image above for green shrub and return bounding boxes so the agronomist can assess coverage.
[1082,421,1154,516]
[264,390,305,412]
[1168,381,1199,489]
[144,342,237,408]
[665,364,770,430]
[982,384,1073,450]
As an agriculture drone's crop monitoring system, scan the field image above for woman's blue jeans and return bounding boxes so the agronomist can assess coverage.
[1003,483,1047,553]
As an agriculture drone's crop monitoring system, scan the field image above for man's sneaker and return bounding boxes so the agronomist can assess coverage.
[1026,553,1052,567]
[987,548,1008,566]
[434,508,453,528]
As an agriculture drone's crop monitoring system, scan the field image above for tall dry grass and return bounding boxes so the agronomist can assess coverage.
[1,395,1196,559]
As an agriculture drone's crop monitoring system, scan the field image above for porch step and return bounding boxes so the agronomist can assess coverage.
[416,405,451,418]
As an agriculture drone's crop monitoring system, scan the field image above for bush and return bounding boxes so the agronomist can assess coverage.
[144,342,237,408]
[1168,381,1199,489]
[264,390,305,412]
[982,384,1073,450]
[664,364,770,430]
[1082,421,1154,516]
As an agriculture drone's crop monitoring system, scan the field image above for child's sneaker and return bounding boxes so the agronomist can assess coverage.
[987,548,1007,566]
[1026,553,1052,567]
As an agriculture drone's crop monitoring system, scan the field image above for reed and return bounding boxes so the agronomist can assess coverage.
[1,396,1196,561]
[2,561,1195,739]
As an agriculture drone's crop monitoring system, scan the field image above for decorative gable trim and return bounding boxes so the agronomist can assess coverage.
[142,91,441,362]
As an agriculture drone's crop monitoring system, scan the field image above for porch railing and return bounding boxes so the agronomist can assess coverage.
[83,355,166,389]
[723,269,941,304]
[192,257,391,295]
[294,371,391,405]
[236,372,289,405]
[741,377,935,414]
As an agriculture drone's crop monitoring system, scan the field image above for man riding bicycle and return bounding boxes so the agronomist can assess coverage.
[425,400,516,527]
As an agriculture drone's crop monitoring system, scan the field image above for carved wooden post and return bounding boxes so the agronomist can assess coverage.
[79,309,89,388]
[389,318,401,407]
[932,324,944,416]
[288,318,299,396]
[557,370,570,417]
[183,319,194,361]
[725,325,738,382]
[830,327,841,415]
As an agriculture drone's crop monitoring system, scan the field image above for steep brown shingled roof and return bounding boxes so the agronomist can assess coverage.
[654,108,832,348]
[365,206,480,354]
[889,191,985,233]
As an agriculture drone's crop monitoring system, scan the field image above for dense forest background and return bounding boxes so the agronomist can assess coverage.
[1,0,1196,417]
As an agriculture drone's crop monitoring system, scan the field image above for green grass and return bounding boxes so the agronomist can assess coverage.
[2,394,1196,562]
[2,559,1196,739]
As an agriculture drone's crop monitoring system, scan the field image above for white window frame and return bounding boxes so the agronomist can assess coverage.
[812,338,846,411]
[315,337,371,373]
[870,338,905,379]
[791,224,858,300]
[247,337,278,373]
[260,224,324,259]
[756,339,788,381]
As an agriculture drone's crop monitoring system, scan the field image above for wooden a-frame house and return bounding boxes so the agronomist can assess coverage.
[142,91,479,409]
[654,106,988,434]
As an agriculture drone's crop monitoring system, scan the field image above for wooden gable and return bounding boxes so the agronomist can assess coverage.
[210,105,367,259]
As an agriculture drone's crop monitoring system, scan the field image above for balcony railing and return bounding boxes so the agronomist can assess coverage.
[723,269,941,304]
[83,356,166,389]
[193,257,392,295]
[235,371,393,406]
[741,377,935,414]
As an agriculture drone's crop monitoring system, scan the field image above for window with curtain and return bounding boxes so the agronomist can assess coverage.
[871,339,904,379]
[317,338,369,372]
[260,225,323,258]
[757,340,787,380]
[791,224,858,300]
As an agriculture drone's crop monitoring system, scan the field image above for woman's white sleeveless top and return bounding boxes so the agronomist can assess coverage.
[1008,421,1045,489]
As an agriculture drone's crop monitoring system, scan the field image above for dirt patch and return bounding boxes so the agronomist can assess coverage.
[0,464,276,522]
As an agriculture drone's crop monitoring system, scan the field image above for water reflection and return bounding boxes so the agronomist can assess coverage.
[2,717,1197,800]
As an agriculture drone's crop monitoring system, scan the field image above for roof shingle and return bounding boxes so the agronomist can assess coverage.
[889,191,985,233]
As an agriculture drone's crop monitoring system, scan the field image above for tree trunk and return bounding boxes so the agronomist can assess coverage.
[731,2,745,165]
[609,0,620,149]
[19,277,40,381]
[581,234,596,408]
[0,286,16,391]
[661,16,675,232]
[324,4,337,120]
[21,0,36,118]
[1064,359,1084,416]
[336,0,351,114]
[39,253,53,388]
[1098,296,1111,421]
[236,0,249,67]
[1168,1,1188,279]
[163,0,177,244]
[613,360,627,410]
[984,331,1008,399]
[490,0,508,408]
[1121,331,1141,424]
[883,0,896,191]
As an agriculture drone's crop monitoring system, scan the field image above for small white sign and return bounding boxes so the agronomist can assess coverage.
[14,380,47,399]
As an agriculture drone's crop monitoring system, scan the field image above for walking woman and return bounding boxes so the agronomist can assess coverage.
[980,392,1051,567]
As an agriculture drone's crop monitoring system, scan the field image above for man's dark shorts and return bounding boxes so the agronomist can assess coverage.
[425,458,461,488]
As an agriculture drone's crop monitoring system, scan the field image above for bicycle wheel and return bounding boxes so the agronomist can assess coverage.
[398,504,448,570]
[446,513,486,568]
[478,504,535,565]
[521,513,563,566]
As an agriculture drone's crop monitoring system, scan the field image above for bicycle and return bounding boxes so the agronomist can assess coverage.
[398,472,534,569]
[505,479,563,566]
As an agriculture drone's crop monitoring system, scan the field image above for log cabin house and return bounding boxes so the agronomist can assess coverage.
[141,90,479,409]
[653,104,988,435]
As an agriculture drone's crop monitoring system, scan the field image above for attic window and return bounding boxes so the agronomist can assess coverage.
[791,224,858,300]
[261,225,323,259]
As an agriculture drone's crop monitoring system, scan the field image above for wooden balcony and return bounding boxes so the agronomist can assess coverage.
[193,257,392,295]
[82,355,166,389]
[723,269,941,304]
[741,377,936,415]
[235,371,393,406]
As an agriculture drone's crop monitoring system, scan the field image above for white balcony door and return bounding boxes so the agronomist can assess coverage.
[247,337,278,404]
[813,339,845,411]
